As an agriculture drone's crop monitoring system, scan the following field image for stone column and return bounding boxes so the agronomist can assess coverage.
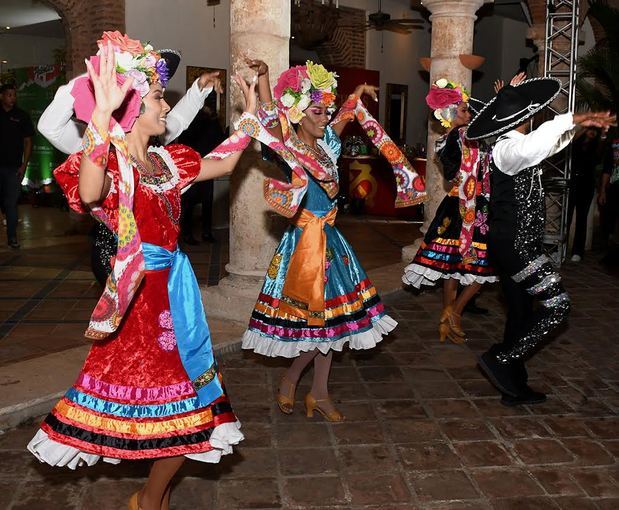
[202,0,290,321]
[402,0,490,261]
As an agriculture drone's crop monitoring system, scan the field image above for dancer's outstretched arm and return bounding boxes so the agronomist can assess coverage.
[246,58,283,141]
[164,72,220,143]
[331,83,378,136]
[196,74,257,181]
[39,73,216,154]
[38,75,85,154]
[494,111,616,176]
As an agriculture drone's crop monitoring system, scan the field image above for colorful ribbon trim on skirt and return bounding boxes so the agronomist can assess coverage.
[279,207,337,326]
[142,242,223,406]
[331,95,427,208]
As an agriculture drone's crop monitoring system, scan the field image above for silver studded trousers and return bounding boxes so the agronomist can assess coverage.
[488,236,571,363]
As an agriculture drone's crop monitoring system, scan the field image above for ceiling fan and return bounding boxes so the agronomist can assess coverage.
[364,0,424,34]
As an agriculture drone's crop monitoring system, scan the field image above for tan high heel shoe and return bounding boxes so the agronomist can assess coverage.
[438,321,466,344]
[304,392,345,422]
[128,492,143,510]
[276,375,296,414]
[440,304,466,338]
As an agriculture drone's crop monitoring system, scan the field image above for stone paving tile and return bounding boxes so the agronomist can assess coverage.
[408,470,480,502]
[511,438,575,465]
[1,249,618,507]
[529,468,586,496]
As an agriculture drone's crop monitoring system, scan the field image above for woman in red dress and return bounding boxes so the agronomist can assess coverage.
[27,33,256,510]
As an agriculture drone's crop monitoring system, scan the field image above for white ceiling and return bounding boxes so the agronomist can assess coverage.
[0,0,60,29]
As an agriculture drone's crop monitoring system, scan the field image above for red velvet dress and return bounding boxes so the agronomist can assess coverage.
[27,144,243,468]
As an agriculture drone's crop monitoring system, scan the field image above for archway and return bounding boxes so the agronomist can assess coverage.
[41,0,125,77]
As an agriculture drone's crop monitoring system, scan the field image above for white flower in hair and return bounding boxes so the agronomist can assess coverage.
[435,78,448,88]
[281,92,296,108]
[301,78,311,93]
[297,94,311,111]
[115,51,135,72]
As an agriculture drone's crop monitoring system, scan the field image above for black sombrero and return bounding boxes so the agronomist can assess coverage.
[157,49,182,81]
[465,77,562,140]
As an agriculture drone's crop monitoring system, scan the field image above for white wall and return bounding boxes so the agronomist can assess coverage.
[126,0,231,228]
[473,15,534,103]
[338,0,431,147]
[0,34,64,69]
[126,0,230,106]
[128,0,431,147]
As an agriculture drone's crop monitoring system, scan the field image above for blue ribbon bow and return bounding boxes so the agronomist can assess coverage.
[142,242,223,406]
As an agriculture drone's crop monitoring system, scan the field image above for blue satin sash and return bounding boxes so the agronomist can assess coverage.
[142,242,223,406]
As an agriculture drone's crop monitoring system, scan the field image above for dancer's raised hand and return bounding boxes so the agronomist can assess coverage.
[245,58,269,77]
[234,73,257,115]
[85,41,134,116]
[198,71,224,94]
[510,72,526,87]
[573,111,616,131]
[353,83,379,102]
[494,72,527,94]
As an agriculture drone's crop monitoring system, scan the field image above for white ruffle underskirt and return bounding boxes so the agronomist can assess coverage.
[402,263,498,289]
[27,421,243,470]
[241,315,397,358]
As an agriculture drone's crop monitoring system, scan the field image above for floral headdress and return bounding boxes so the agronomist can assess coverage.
[273,60,338,124]
[71,31,170,131]
[425,78,470,129]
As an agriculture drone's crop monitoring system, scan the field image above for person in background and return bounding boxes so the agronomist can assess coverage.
[27,33,255,510]
[0,83,34,249]
[567,126,604,262]
[38,50,222,283]
[466,77,615,406]
[178,102,226,244]
[599,128,619,266]
[402,78,500,343]
[240,58,426,422]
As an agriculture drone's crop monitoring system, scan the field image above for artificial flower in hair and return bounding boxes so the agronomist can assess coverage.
[306,60,337,91]
[274,60,338,124]
[71,31,170,132]
[98,31,169,90]
[425,78,469,129]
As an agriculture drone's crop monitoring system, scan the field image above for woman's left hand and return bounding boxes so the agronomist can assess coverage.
[494,72,527,93]
[198,71,224,94]
[234,73,257,115]
[353,83,379,102]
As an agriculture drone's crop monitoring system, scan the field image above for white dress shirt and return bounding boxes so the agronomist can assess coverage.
[492,113,577,176]
[38,76,212,154]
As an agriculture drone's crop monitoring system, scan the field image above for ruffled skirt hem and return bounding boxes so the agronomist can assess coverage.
[27,421,243,470]
[241,315,397,358]
[402,263,498,289]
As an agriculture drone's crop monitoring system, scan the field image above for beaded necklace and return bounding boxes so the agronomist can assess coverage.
[130,153,180,225]
[290,129,337,178]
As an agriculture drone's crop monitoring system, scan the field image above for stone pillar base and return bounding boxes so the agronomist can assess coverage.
[201,273,262,322]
